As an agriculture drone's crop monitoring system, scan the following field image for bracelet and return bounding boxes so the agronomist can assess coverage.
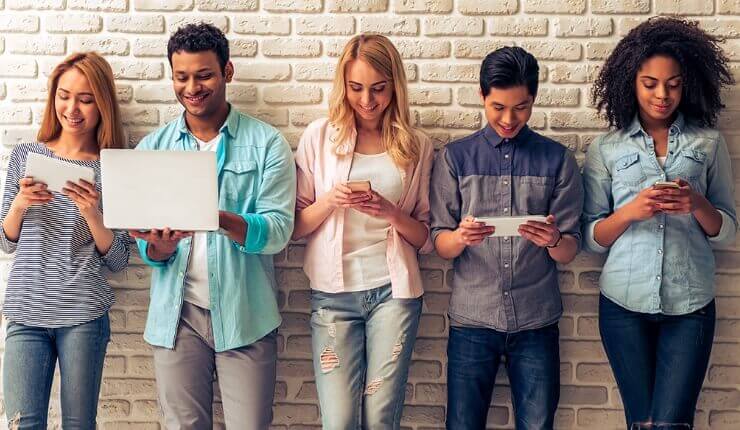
[546,231,563,249]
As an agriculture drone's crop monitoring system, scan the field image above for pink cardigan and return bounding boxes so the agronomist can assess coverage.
[295,118,434,298]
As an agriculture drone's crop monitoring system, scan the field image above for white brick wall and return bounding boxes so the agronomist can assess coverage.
[0,1,739,429]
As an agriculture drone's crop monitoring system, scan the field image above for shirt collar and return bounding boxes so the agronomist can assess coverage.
[483,123,532,147]
[627,111,685,137]
[176,103,239,141]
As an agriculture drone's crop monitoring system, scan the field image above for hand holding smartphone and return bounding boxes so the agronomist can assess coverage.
[653,181,680,190]
[345,180,372,193]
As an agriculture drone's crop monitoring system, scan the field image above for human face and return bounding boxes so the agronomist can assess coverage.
[481,85,533,139]
[171,50,233,120]
[635,55,682,127]
[344,59,393,128]
[54,68,100,138]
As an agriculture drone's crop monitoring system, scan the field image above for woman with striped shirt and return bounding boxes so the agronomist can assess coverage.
[1,52,130,429]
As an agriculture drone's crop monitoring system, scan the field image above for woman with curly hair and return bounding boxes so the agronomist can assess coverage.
[583,17,738,429]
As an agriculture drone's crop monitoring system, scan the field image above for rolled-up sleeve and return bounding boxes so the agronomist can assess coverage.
[429,147,461,245]
[0,146,23,254]
[706,134,738,247]
[581,136,613,254]
[238,132,296,254]
[550,150,584,250]
[101,230,131,272]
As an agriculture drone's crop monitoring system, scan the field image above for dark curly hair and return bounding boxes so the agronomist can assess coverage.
[167,23,229,75]
[592,17,734,129]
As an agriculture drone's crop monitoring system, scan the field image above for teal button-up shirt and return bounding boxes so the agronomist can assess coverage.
[135,107,296,351]
[582,114,737,315]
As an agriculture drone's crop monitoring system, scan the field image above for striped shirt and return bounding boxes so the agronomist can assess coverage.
[0,143,130,328]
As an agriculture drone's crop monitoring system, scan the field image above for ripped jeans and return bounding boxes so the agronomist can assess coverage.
[599,294,715,430]
[310,285,422,430]
[2,314,110,430]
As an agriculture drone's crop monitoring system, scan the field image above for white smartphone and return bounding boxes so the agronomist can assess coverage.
[346,180,372,193]
[653,181,680,189]
[24,152,96,193]
[473,215,549,237]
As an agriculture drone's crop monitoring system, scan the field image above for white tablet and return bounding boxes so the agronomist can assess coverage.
[24,152,96,193]
[100,149,219,231]
[473,215,549,237]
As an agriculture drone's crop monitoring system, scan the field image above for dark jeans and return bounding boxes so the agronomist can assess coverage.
[446,323,560,430]
[599,294,715,430]
[3,314,110,430]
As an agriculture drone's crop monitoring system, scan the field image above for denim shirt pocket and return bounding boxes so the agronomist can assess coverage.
[613,152,646,189]
[220,160,258,210]
[519,176,555,215]
[673,149,707,181]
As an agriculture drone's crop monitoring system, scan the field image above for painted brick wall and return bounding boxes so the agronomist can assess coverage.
[0,1,739,429]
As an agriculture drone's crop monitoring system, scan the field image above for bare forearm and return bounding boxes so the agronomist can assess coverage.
[84,212,114,255]
[692,195,723,237]
[547,235,578,264]
[2,206,25,242]
[219,210,247,246]
[292,198,334,240]
[434,230,466,259]
[593,207,634,248]
[389,210,428,249]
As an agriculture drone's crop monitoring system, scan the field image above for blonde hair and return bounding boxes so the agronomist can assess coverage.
[328,34,420,167]
[38,51,125,150]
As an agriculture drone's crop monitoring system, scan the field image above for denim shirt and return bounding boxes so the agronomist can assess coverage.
[582,114,737,315]
[430,125,584,332]
[135,107,296,352]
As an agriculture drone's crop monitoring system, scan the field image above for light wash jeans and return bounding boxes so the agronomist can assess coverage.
[3,313,110,430]
[310,285,422,430]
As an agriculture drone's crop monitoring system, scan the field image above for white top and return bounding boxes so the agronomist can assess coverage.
[657,156,667,168]
[183,134,220,309]
[342,152,403,291]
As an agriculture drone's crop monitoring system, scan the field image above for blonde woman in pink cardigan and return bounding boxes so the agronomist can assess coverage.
[292,34,434,429]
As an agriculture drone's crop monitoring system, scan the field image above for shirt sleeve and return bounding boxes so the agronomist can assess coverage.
[550,149,584,250]
[429,147,461,245]
[705,133,738,247]
[295,123,317,212]
[581,136,613,254]
[236,132,296,255]
[100,230,131,272]
[0,145,25,254]
[410,134,435,254]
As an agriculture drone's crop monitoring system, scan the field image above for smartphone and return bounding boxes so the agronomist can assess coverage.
[346,180,371,193]
[654,181,680,189]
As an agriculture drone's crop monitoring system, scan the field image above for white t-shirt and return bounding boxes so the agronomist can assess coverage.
[342,152,403,291]
[183,134,220,309]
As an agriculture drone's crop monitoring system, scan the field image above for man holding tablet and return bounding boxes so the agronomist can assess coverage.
[129,23,295,429]
[430,47,584,429]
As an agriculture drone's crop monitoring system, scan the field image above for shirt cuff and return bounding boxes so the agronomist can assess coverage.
[585,219,610,254]
[136,238,175,267]
[708,210,737,244]
[237,213,268,254]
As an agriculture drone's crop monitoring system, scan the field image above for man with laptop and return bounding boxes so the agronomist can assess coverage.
[129,23,296,429]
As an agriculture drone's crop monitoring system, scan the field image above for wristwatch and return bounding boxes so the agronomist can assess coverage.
[546,231,563,249]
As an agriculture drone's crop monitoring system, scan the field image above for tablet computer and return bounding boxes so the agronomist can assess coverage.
[100,149,219,231]
[24,152,96,193]
[473,215,548,237]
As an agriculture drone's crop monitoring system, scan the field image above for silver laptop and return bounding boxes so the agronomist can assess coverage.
[100,149,219,231]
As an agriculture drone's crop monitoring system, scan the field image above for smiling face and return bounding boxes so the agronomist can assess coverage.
[635,54,683,127]
[344,58,393,126]
[171,50,233,121]
[54,67,101,139]
[481,85,534,139]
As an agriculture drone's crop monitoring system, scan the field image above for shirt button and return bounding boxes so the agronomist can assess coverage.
[656,275,662,281]
[650,151,655,156]
[658,249,663,254]
[503,237,509,242]
[504,291,509,296]
[503,180,509,185]
[503,208,509,213]
[659,224,664,229]
[504,263,510,268]
[178,271,184,277]
[504,154,510,159]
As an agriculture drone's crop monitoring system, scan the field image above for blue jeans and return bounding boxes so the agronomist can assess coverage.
[599,294,715,430]
[3,313,110,430]
[446,323,560,430]
[310,285,422,430]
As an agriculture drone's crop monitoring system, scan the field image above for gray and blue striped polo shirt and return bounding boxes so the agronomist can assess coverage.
[430,125,583,333]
